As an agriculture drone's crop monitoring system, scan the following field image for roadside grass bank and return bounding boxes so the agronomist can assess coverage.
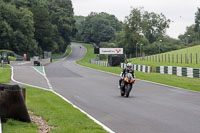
[130,45,200,72]
[10,56,17,61]
[76,42,200,92]
[2,86,107,133]
[52,45,72,62]
[0,64,11,83]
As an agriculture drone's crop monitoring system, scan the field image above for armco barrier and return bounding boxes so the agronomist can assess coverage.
[90,59,108,67]
[156,66,200,79]
[121,63,152,73]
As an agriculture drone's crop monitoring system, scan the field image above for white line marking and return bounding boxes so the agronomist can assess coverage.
[43,67,53,89]
[52,91,115,133]
[11,65,115,133]
[32,67,44,76]
[32,66,52,89]
[0,117,2,133]
[11,66,49,91]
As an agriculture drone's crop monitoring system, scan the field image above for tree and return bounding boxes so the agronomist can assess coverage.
[142,12,170,43]
[1,0,76,54]
[0,0,39,55]
[116,8,170,56]
[77,12,122,44]
[47,0,76,52]
[194,8,200,33]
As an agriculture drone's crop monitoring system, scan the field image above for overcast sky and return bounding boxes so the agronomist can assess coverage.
[72,0,200,39]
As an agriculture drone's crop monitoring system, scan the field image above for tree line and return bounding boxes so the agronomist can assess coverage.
[74,7,200,57]
[0,0,76,56]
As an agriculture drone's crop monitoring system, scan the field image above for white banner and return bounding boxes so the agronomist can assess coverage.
[99,48,123,54]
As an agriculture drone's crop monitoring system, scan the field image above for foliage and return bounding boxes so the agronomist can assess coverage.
[75,12,122,44]
[115,8,170,56]
[178,8,200,45]
[0,0,39,55]
[0,0,75,55]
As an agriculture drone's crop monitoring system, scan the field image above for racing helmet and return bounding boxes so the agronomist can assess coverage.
[127,63,132,69]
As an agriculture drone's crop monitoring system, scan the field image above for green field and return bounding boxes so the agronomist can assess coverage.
[75,42,200,92]
[130,45,200,71]
[0,65,11,83]
[2,86,107,133]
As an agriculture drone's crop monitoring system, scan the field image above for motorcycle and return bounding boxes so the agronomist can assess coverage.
[120,73,135,97]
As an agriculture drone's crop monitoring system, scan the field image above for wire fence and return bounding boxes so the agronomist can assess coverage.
[140,53,200,64]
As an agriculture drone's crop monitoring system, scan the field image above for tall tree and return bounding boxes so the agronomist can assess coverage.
[116,8,170,55]
[0,0,39,55]
[78,12,122,44]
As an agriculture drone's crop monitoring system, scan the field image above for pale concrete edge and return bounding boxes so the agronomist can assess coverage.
[76,63,200,94]
[10,65,115,133]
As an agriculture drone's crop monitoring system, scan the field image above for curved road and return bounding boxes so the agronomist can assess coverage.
[45,44,200,133]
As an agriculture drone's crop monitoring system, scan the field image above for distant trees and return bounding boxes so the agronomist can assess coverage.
[0,0,75,55]
[74,12,122,45]
[0,0,38,55]
[179,8,200,45]
[115,8,171,55]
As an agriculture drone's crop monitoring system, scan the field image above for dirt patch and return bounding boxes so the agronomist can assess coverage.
[29,110,55,133]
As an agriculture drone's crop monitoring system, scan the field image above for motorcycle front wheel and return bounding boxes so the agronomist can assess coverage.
[125,84,131,97]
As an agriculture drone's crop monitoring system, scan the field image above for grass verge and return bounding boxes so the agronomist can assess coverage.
[129,45,200,71]
[0,64,11,83]
[2,86,107,133]
[76,42,200,92]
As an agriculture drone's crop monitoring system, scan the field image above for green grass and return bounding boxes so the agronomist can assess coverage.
[10,56,16,61]
[52,45,72,62]
[3,86,107,133]
[75,42,200,92]
[130,45,200,72]
[2,119,37,133]
[0,64,11,83]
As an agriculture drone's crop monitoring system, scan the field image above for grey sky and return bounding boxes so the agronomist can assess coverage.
[72,0,200,39]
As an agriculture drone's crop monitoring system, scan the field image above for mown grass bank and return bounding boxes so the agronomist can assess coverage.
[3,86,107,133]
[0,64,11,83]
[130,45,200,71]
[76,42,200,92]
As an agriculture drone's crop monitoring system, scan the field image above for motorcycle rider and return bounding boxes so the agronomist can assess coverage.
[119,63,135,87]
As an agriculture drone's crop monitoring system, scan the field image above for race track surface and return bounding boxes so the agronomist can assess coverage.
[44,44,200,133]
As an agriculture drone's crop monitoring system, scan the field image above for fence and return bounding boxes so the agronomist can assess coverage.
[90,59,108,67]
[121,63,152,73]
[156,66,200,78]
[140,53,200,65]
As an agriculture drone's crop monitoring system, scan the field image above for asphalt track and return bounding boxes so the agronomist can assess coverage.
[11,61,49,88]
[11,44,200,133]
[44,44,200,133]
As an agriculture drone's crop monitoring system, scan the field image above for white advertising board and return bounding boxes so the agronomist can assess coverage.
[99,48,123,54]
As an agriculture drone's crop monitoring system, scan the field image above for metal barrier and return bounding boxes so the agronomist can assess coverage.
[90,59,108,67]
[156,66,200,78]
[121,63,152,73]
